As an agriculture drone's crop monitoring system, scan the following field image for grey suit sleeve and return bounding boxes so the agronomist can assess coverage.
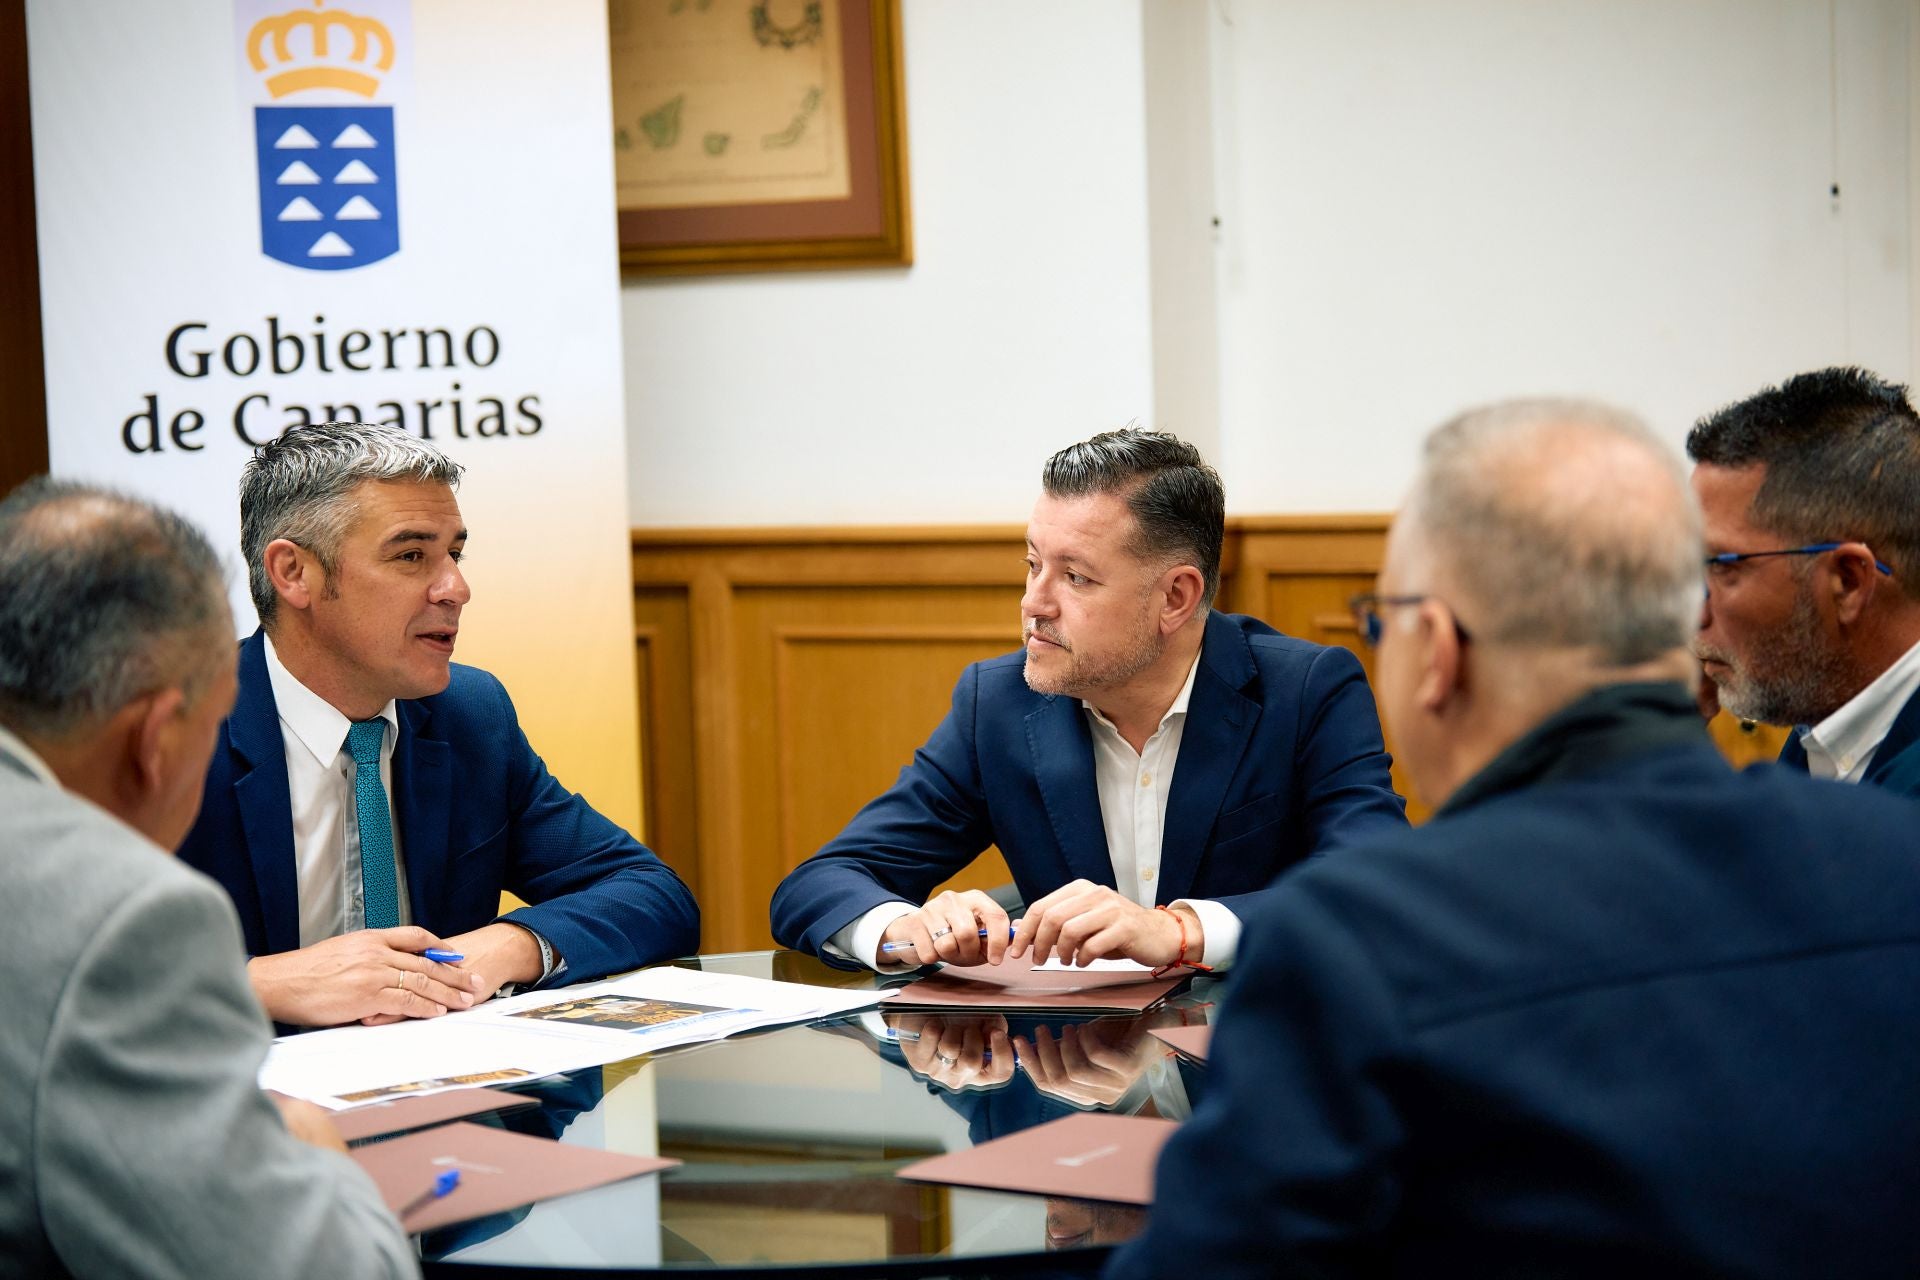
[33,873,418,1280]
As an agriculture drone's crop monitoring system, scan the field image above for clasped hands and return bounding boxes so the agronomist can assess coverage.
[247,921,547,1027]
[875,879,1203,971]
[887,1011,1173,1107]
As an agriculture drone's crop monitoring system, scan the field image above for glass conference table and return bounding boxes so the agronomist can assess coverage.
[410,950,1222,1278]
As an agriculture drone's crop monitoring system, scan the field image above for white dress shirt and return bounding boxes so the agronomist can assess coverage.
[1798,637,1920,782]
[262,635,410,948]
[832,651,1244,971]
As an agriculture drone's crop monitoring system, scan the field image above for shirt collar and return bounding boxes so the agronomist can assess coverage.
[1082,648,1203,737]
[263,632,399,765]
[1799,636,1920,774]
[0,723,60,788]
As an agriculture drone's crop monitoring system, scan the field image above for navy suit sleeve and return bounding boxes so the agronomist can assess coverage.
[770,663,997,956]
[1291,645,1406,851]
[1195,643,1406,923]
[1106,885,1406,1279]
[481,676,700,979]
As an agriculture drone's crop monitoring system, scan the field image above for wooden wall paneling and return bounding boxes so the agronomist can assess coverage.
[633,517,1796,955]
[632,587,700,899]
[0,0,50,499]
[633,531,1031,953]
[770,622,1022,924]
[687,567,745,951]
[1707,713,1793,768]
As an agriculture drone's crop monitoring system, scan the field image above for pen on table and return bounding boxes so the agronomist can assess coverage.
[398,1168,461,1222]
[423,949,464,963]
[881,926,1018,955]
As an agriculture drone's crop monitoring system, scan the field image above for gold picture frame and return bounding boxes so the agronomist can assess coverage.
[611,0,912,276]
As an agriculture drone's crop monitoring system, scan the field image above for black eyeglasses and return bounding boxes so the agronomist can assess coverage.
[1704,542,1894,577]
[1348,593,1472,648]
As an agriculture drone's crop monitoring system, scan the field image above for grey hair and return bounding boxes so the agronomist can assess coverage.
[1405,398,1703,666]
[240,422,463,626]
[0,479,230,739]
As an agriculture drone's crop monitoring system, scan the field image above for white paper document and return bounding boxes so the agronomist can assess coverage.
[1031,957,1155,974]
[260,965,885,1109]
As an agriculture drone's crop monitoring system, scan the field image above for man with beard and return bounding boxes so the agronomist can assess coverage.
[770,428,1407,973]
[1689,367,1920,795]
[1108,400,1920,1278]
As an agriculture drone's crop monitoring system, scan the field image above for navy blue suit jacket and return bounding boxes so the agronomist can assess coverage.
[1777,684,1920,796]
[1111,731,1920,1277]
[770,611,1407,957]
[178,632,699,983]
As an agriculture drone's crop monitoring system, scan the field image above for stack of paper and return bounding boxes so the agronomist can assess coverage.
[881,953,1190,1013]
[896,1112,1179,1205]
[355,1122,678,1233]
[261,965,886,1110]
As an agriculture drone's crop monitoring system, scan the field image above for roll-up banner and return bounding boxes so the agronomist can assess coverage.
[26,0,645,833]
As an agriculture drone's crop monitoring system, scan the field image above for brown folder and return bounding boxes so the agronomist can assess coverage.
[896,1111,1178,1206]
[351,1121,679,1232]
[323,1087,540,1143]
[881,953,1189,1013]
[1148,1024,1212,1064]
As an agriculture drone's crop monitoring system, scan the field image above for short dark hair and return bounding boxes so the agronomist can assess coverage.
[0,479,229,738]
[1041,428,1225,606]
[1687,367,1920,599]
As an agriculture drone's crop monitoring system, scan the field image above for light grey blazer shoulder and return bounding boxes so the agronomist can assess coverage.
[0,746,416,1280]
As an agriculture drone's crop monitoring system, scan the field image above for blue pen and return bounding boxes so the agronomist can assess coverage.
[882,927,1017,955]
[398,1167,461,1222]
[423,949,464,963]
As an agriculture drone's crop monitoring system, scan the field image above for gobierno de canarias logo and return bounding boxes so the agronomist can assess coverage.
[244,0,404,270]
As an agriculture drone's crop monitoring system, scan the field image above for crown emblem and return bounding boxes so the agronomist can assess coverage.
[247,1,394,99]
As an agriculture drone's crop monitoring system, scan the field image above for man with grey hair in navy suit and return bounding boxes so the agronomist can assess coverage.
[178,421,699,1029]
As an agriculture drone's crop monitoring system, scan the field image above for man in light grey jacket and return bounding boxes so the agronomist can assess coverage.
[0,479,415,1280]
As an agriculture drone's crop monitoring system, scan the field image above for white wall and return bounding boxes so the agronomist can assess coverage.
[1208,0,1913,513]
[624,0,1156,527]
[624,0,1917,525]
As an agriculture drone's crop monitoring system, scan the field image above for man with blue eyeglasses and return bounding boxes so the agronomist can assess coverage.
[1688,367,1920,796]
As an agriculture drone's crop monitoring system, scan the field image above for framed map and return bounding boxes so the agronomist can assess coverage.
[611,0,911,275]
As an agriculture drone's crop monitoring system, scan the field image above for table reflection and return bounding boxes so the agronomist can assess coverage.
[418,950,1220,1274]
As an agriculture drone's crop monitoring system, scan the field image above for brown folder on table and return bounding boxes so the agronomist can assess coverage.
[881,953,1189,1013]
[897,1112,1178,1206]
[1148,1024,1212,1064]
[319,1086,539,1143]
[351,1121,679,1232]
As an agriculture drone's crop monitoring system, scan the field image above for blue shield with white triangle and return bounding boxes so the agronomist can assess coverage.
[255,105,399,270]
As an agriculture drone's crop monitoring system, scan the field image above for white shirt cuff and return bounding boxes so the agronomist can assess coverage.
[1171,898,1241,971]
[826,901,921,972]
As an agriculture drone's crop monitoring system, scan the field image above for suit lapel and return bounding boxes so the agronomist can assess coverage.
[1777,730,1810,772]
[1026,697,1115,889]
[1158,613,1259,903]
[231,632,302,955]
[393,698,453,927]
[1864,688,1920,794]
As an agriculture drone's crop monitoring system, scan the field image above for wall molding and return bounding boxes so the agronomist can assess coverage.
[633,517,1785,952]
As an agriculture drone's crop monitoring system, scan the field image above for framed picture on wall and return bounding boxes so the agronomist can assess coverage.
[610,0,912,276]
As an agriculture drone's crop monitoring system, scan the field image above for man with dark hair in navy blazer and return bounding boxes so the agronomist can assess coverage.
[771,428,1407,974]
[1690,367,1920,795]
[178,422,698,1028]
[1110,400,1920,1278]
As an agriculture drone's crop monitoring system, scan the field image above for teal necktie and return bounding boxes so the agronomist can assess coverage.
[346,719,400,930]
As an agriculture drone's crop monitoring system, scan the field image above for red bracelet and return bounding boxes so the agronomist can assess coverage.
[1151,904,1215,978]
